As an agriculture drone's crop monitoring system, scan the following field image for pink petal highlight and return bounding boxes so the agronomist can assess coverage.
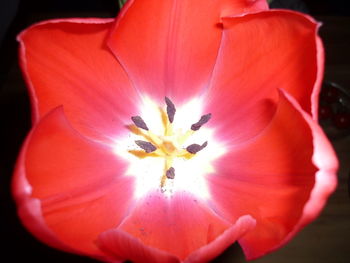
[311,35,325,121]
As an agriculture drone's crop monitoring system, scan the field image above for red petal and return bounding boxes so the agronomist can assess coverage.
[206,10,323,119]
[108,0,267,104]
[98,215,255,263]
[206,90,337,259]
[18,18,138,142]
[256,90,338,257]
[13,119,79,256]
[13,140,78,254]
[205,98,276,144]
[102,191,253,261]
[184,215,256,263]
[311,35,325,120]
[14,107,135,256]
[98,229,179,263]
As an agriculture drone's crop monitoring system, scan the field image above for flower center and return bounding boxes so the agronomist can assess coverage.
[130,97,212,191]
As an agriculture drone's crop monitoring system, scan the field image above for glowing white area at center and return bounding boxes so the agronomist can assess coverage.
[113,96,227,199]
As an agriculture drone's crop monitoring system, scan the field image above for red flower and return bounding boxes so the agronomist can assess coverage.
[13,0,338,262]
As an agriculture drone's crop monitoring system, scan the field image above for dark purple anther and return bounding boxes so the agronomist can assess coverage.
[131,116,149,130]
[166,167,175,179]
[191,113,212,131]
[165,97,176,123]
[186,141,208,154]
[135,140,157,153]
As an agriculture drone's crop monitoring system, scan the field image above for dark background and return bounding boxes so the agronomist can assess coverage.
[1,0,349,262]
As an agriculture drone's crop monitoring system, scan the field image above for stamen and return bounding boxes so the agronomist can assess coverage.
[135,140,157,153]
[191,113,212,131]
[131,116,149,131]
[165,97,176,123]
[186,141,208,154]
[166,167,175,179]
[129,98,213,194]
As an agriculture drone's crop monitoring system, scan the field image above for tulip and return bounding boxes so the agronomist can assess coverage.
[13,0,338,262]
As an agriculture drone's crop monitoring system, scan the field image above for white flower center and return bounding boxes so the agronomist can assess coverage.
[113,96,226,199]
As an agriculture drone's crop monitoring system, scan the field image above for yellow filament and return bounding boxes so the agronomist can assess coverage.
[178,130,194,145]
[160,157,174,188]
[146,130,163,145]
[165,122,173,136]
